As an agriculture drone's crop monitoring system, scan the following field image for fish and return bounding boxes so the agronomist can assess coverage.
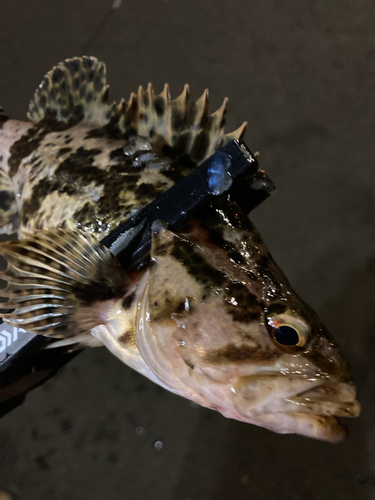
[0,56,360,442]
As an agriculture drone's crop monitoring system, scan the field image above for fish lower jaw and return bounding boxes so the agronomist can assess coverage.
[224,374,360,441]
[249,412,349,443]
[230,389,360,442]
[198,398,349,443]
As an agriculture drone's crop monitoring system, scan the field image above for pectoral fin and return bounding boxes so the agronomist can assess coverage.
[0,229,128,337]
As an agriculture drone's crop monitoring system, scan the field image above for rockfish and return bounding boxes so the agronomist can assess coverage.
[0,57,360,441]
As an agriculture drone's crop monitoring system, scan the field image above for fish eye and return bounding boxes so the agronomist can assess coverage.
[273,325,300,346]
[266,311,310,349]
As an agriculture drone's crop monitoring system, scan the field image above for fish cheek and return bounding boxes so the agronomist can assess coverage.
[147,258,202,324]
[149,226,280,376]
[148,225,204,322]
[172,301,278,380]
[204,340,280,366]
[233,374,283,412]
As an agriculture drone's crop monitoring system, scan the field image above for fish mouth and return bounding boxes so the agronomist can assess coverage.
[286,383,361,418]
[233,374,360,442]
[276,384,361,442]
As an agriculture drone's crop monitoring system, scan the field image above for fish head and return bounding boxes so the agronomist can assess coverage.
[231,300,359,443]
[137,202,360,442]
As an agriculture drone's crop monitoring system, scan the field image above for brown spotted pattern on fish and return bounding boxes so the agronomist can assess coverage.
[0,168,18,234]
[6,126,153,234]
[10,126,182,236]
[0,56,360,442]
[2,57,244,239]
[27,56,114,127]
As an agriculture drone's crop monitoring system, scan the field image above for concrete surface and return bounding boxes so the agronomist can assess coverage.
[0,0,374,499]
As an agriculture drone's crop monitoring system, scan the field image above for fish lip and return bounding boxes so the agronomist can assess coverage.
[281,399,361,419]
[289,382,361,418]
[234,372,360,419]
[285,414,350,443]
[283,372,361,419]
[248,411,349,442]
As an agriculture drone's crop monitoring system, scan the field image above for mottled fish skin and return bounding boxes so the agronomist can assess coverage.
[7,123,195,238]
[128,199,359,442]
[0,57,360,442]
[1,57,243,239]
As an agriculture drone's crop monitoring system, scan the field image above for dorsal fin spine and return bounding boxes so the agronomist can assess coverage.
[114,85,245,164]
[27,56,247,163]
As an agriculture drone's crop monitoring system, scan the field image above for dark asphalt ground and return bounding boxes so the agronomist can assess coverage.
[0,1,374,499]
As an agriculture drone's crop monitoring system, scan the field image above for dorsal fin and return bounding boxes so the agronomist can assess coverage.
[27,56,115,128]
[27,56,247,163]
[116,84,247,164]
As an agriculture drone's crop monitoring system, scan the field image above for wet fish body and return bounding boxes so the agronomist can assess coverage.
[0,57,360,441]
